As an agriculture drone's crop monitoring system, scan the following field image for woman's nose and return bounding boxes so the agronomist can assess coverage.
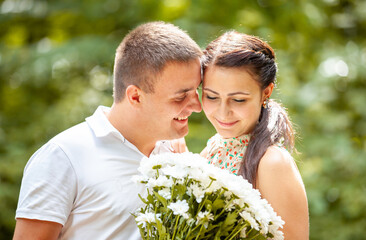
[218,102,231,119]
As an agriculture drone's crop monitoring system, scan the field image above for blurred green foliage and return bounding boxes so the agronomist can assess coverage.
[0,0,365,239]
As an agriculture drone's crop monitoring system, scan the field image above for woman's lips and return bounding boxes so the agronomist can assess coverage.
[216,119,239,128]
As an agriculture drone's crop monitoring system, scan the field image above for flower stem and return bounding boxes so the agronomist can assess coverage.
[224,223,249,240]
[214,197,235,221]
[185,223,203,239]
[194,224,204,240]
[172,215,180,239]
[248,233,260,239]
[196,195,208,215]
[206,178,215,189]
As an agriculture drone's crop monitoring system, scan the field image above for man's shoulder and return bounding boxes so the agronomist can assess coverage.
[51,121,92,146]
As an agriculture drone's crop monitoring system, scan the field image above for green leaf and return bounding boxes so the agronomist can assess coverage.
[212,198,225,212]
[138,194,149,205]
[222,212,238,229]
[173,183,187,200]
[153,191,168,208]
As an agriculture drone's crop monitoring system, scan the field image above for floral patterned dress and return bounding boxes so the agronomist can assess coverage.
[205,133,251,175]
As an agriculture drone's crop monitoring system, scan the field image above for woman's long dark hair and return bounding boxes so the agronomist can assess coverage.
[202,31,295,187]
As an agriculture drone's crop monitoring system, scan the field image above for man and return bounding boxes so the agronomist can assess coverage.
[13,21,202,239]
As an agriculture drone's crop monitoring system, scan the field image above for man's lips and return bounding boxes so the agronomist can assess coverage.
[174,116,189,123]
[216,119,239,128]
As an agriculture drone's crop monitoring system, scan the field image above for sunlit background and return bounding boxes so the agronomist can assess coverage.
[1,0,365,239]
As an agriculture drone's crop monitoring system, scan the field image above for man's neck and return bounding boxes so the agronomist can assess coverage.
[106,103,156,157]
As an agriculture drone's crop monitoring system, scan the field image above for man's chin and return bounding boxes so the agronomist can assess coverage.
[169,127,189,140]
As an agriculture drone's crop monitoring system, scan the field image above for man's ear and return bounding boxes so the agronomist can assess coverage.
[125,85,142,105]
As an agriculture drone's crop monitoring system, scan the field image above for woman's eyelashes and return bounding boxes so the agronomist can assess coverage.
[205,93,246,103]
[205,94,217,100]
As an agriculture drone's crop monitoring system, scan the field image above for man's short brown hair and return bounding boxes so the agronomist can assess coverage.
[113,21,202,102]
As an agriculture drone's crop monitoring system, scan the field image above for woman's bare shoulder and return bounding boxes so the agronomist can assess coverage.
[259,146,295,173]
[257,145,305,193]
[257,146,309,239]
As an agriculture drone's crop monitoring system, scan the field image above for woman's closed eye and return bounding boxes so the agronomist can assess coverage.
[205,94,218,100]
[233,99,246,103]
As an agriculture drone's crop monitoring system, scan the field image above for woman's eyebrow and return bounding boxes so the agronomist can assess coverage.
[227,92,250,96]
[203,88,250,96]
[203,88,219,94]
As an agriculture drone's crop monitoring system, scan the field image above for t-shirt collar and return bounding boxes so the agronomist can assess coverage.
[85,105,125,142]
[85,106,174,157]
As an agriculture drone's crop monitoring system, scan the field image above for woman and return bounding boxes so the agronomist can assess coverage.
[200,31,309,239]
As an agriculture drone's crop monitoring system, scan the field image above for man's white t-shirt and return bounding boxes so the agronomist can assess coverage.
[16,106,173,239]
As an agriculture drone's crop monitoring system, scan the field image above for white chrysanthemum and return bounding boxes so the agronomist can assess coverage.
[197,211,214,222]
[240,227,248,238]
[187,167,204,180]
[135,212,161,228]
[147,178,157,189]
[138,157,164,177]
[268,215,285,240]
[168,200,189,217]
[187,218,195,226]
[147,175,174,188]
[239,211,259,231]
[250,201,272,234]
[262,199,285,228]
[223,190,232,199]
[197,211,214,220]
[205,180,222,193]
[134,152,284,239]
[131,175,147,184]
[260,222,269,235]
[194,176,212,189]
[270,227,285,240]
[158,188,171,200]
[161,165,188,179]
[196,211,214,228]
[187,183,205,203]
[225,201,236,212]
[175,178,185,185]
[233,198,245,208]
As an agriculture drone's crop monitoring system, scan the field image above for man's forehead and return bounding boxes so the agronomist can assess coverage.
[174,87,196,95]
[154,59,201,95]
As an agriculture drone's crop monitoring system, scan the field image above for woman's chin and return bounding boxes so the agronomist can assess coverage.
[217,128,249,139]
[217,130,237,139]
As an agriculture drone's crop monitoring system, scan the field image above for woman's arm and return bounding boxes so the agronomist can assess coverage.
[200,146,208,158]
[256,146,309,240]
[170,138,188,153]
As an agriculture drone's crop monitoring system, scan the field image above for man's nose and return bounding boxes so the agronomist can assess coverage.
[189,91,202,113]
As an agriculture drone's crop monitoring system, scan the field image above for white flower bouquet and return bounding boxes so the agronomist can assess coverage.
[132,152,284,240]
